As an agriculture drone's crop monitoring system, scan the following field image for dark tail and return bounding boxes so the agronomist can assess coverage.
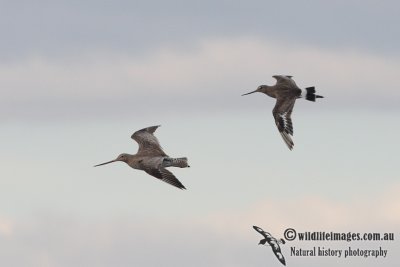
[304,87,324,102]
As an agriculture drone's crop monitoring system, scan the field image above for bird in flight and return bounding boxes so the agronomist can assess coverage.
[94,125,189,190]
[253,225,286,266]
[242,75,323,150]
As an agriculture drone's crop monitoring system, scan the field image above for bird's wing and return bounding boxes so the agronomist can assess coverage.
[145,168,186,190]
[272,97,296,150]
[131,125,168,157]
[270,241,286,266]
[253,226,273,238]
[272,75,297,88]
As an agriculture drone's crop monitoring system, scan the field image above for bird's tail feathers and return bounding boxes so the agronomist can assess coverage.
[163,157,190,168]
[303,87,324,102]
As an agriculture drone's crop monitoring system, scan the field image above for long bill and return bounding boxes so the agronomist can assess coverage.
[94,159,117,167]
[241,90,258,96]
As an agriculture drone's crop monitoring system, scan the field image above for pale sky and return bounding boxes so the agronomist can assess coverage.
[0,1,399,266]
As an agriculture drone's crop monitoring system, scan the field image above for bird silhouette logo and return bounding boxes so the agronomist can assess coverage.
[253,226,286,266]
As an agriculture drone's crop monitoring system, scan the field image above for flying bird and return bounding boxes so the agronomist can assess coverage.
[94,125,189,190]
[253,226,286,266]
[242,75,323,150]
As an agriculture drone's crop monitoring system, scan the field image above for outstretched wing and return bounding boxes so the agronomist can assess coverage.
[272,97,297,150]
[253,226,273,238]
[272,75,297,88]
[145,168,186,190]
[270,241,286,266]
[131,125,167,157]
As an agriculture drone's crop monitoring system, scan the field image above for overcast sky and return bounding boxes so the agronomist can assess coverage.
[1,1,399,266]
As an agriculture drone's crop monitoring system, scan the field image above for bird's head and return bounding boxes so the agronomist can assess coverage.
[94,153,130,167]
[242,85,267,96]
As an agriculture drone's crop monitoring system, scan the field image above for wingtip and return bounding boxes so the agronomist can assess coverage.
[149,125,161,130]
[179,185,187,190]
[153,125,162,132]
[280,132,294,151]
[133,125,162,136]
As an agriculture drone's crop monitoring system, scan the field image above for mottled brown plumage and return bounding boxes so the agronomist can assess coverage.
[242,75,323,150]
[94,125,189,189]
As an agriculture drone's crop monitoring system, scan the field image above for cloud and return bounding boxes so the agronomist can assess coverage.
[1,184,399,267]
[1,37,400,121]
[0,218,13,237]
[1,1,399,60]
[203,183,400,236]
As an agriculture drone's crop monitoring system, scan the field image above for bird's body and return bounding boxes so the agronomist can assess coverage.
[242,75,323,150]
[253,226,286,266]
[258,75,301,99]
[94,125,189,190]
